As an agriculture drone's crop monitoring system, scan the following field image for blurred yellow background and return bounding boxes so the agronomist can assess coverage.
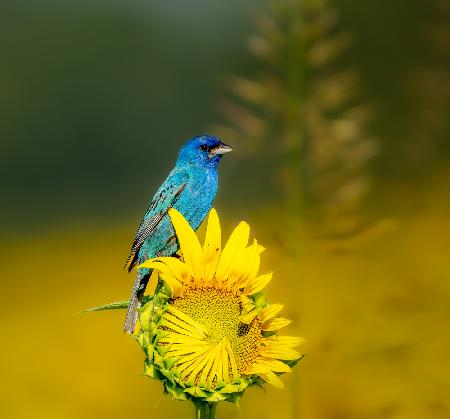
[1,0,450,418]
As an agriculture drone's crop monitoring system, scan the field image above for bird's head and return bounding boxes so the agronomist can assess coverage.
[177,135,233,168]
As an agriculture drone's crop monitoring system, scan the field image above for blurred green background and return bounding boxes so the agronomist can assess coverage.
[1,0,450,418]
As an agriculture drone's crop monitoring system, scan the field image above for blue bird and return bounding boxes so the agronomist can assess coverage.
[123,135,232,333]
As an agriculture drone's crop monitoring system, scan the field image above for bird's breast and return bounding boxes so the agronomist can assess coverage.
[180,169,218,226]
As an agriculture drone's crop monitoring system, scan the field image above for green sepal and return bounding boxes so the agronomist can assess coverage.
[155,345,169,357]
[221,379,248,393]
[184,386,208,398]
[150,305,165,325]
[173,374,188,388]
[252,290,267,308]
[165,382,188,401]
[155,341,171,357]
[226,391,244,405]
[164,357,179,370]
[153,350,166,369]
[160,281,172,297]
[214,380,226,390]
[252,376,267,389]
[204,392,227,402]
[261,330,277,338]
[144,361,157,379]
[219,383,241,394]
[287,353,306,368]
[139,303,153,331]
[184,377,196,388]
[159,367,176,385]
[141,295,153,306]
[136,332,152,352]
[238,380,249,391]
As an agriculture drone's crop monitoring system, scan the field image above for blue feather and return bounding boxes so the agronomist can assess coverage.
[123,135,232,333]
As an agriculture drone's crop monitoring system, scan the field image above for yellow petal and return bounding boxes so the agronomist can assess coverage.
[180,351,209,381]
[183,345,217,384]
[240,309,258,324]
[259,304,284,323]
[261,317,292,331]
[260,346,301,361]
[156,257,193,282]
[168,208,202,279]
[177,346,210,375]
[223,337,239,381]
[261,371,284,389]
[137,260,172,276]
[164,342,210,358]
[244,363,285,389]
[245,362,270,375]
[199,344,220,386]
[133,319,140,335]
[244,272,273,295]
[159,316,199,338]
[159,273,182,296]
[205,351,219,388]
[220,337,230,383]
[245,363,270,375]
[212,339,227,386]
[171,347,210,366]
[160,337,206,349]
[202,208,221,281]
[229,240,264,288]
[144,269,159,296]
[254,358,291,373]
[215,221,250,281]
[137,257,192,283]
[165,306,209,337]
[259,336,304,360]
[262,336,305,347]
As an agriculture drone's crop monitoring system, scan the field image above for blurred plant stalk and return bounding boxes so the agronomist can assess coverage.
[215,0,378,253]
[194,401,217,419]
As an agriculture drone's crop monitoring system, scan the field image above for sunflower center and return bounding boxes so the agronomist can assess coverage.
[171,283,261,375]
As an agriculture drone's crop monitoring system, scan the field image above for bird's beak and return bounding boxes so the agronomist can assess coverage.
[210,142,233,157]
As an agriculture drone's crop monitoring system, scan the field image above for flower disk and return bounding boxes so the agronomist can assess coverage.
[136,208,303,403]
[170,284,261,376]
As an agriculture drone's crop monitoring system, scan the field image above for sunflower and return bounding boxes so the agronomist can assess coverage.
[135,208,303,406]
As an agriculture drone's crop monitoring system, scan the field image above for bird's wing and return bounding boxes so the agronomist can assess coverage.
[124,171,188,271]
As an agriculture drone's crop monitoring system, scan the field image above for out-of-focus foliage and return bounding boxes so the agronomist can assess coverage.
[407,0,450,165]
[1,0,450,418]
[0,1,256,230]
[215,0,377,247]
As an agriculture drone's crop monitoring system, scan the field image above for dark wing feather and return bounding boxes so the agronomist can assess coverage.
[124,178,187,271]
[123,212,165,271]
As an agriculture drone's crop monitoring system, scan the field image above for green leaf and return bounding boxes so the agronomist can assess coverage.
[83,300,129,312]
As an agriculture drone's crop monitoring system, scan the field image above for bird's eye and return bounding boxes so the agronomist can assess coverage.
[200,144,208,151]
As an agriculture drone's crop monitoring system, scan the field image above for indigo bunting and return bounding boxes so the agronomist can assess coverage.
[123,135,232,333]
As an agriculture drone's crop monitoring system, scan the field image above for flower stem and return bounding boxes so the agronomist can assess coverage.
[193,400,217,419]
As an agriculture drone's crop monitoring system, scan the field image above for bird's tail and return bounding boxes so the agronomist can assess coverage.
[123,269,150,334]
